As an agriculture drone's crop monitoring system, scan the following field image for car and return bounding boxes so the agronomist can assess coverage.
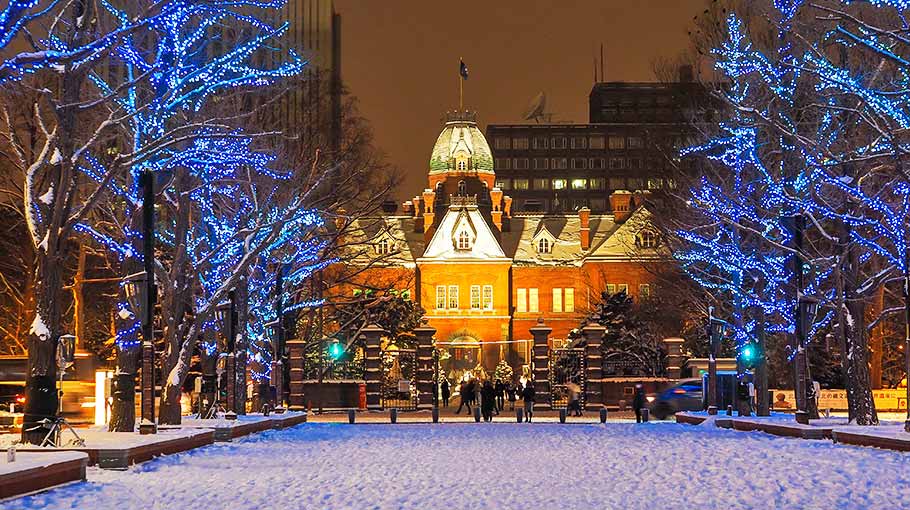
[649,378,704,420]
[0,383,26,413]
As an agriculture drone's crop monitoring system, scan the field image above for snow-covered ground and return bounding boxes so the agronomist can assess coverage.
[4,422,909,510]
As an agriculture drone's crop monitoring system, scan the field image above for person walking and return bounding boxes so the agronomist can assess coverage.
[455,379,471,414]
[566,382,583,417]
[522,380,536,422]
[481,380,496,422]
[495,379,506,412]
[441,378,451,408]
[507,382,517,411]
[633,384,646,423]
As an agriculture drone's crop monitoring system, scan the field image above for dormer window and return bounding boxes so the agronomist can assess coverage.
[458,160,467,171]
[637,230,658,249]
[375,237,394,255]
[537,238,552,254]
[457,230,472,250]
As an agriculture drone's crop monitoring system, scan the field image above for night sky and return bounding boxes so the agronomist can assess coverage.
[333,0,709,201]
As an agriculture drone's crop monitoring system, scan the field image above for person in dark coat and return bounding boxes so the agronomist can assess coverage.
[494,379,506,412]
[441,379,451,408]
[507,382,517,411]
[633,384,647,423]
[521,381,536,422]
[455,380,471,414]
[481,380,497,422]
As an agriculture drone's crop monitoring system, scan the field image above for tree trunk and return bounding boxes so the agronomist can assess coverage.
[844,297,878,425]
[21,258,62,444]
[108,301,140,432]
[199,333,219,416]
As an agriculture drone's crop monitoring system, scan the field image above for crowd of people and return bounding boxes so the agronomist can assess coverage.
[440,376,542,422]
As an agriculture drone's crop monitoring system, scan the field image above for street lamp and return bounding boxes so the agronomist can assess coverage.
[216,292,237,419]
[123,266,156,434]
[706,306,727,416]
[795,296,819,424]
[903,247,910,432]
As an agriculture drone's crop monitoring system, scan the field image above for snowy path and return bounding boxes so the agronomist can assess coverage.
[5,422,909,510]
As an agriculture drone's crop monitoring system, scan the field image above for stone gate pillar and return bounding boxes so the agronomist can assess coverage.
[582,323,605,410]
[414,324,436,410]
[362,324,386,410]
[286,339,306,410]
[530,318,552,410]
[663,338,685,379]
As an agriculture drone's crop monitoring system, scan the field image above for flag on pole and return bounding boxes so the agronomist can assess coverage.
[459,59,469,80]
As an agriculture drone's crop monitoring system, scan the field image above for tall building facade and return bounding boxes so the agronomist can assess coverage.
[487,70,703,214]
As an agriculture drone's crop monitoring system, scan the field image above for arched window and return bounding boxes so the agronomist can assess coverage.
[638,230,657,249]
[537,237,552,254]
[458,180,467,195]
[458,160,467,171]
[457,230,471,250]
[376,238,390,255]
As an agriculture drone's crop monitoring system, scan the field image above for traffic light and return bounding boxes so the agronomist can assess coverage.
[328,340,344,360]
[738,341,760,370]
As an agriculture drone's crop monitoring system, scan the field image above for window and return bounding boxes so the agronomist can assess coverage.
[639,284,651,299]
[436,286,446,310]
[495,179,511,190]
[513,137,529,150]
[572,158,587,170]
[609,177,625,190]
[627,136,643,149]
[533,158,549,170]
[482,285,493,310]
[608,136,625,149]
[617,283,629,294]
[571,179,587,190]
[629,157,642,169]
[551,157,568,170]
[553,288,563,312]
[538,237,552,253]
[375,238,391,255]
[590,158,605,170]
[589,136,605,149]
[533,178,549,190]
[610,157,624,170]
[590,198,606,211]
[471,285,481,310]
[638,230,658,248]
[448,285,459,309]
[517,288,528,313]
[457,160,467,171]
[647,178,663,190]
[533,136,549,149]
[400,290,411,300]
[628,178,644,190]
[494,137,511,150]
[529,288,539,312]
[606,284,616,295]
[590,178,605,190]
[552,179,567,190]
[551,136,567,149]
[514,158,530,170]
[457,230,472,250]
[495,158,512,170]
[565,288,574,312]
[513,179,529,190]
[571,136,587,149]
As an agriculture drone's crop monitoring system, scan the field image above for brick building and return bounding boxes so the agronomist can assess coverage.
[487,70,704,213]
[341,110,663,380]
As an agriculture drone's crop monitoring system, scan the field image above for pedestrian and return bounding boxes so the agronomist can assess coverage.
[441,378,450,408]
[566,382,583,417]
[481,380,496,422]
[507,382,517,411]
[633,384,646,423]
[495,379,506,412]
[455,379,471,414]
[522,380,536,422]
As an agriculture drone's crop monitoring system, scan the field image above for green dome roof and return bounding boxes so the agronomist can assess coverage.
[429,112,494,175]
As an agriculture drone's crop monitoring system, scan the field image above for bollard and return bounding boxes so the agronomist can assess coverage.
[473,406,481,423]
[559,408,567,423]
[599,408,607,423]
[348,409,355,424]
[6,446,14,463]
[726,405,733,416]
[641,408,649,422]
[432,408,439,423]
[390,408,398,424]
[516,409,524,423]
[618,399,626,412]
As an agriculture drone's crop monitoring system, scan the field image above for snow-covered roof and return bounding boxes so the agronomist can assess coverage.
[587,207,662,260]
[420,204,506,261]
[429,117,494,175]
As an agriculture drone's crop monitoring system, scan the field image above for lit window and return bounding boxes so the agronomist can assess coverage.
[647,178,663,190]
[608,136,625,149]
[628,136,643,149]
[495,179,511,190]
[552,288,563,312]
[565,288,574,312]
[494,137,511,150]
[638,230,658,249]
[639,284,651,299]
[458,160,467,171]
[375,238,390,255]
[401,290,411,300]
[538,238,552,254]
[606,284,616,295]
[552,179,567,190]
[533,178,549,190]
[471,285,481,310]
[590,178,605,190]
[571,179,587,190]
[436,286,446,310]
[517,288,527,313]
[482,285,493,310]
[513,179,529,190]
[457,230,472,250]
[529,288,539,312]
[617,284,629,294]
[448,285,459,309]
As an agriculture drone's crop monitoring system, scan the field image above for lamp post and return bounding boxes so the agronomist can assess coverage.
[216,291,237,419]
[272,269,285,411]
[795,296,819,424]
[706,306,726,415]
[904,247,910,432]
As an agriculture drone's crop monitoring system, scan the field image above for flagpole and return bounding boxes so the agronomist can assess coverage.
[459,58,464,110]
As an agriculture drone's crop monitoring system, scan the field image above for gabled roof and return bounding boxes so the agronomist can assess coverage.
[342,216,425,268]
[420,205,506,261]
[587,207,661,260]
[505,214,618,266]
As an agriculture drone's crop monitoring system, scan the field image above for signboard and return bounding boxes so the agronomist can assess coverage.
[769,388,907,411]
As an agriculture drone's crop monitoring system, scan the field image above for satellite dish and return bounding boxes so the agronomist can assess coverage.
[522,92,550,123]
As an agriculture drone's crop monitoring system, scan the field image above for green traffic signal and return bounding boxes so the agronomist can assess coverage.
[328,341,344,360]
[739,342,759,369]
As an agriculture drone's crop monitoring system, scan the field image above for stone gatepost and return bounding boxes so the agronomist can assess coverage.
[530,318,552,410]
[286,339,306,410]
[362,324,386,410]
[414,324,437,410]
[663,338,685,379]
[582,323,605,410]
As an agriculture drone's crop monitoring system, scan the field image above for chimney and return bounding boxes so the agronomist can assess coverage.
[411,196,420,218]
[578,207,591,251]
[402,201,414,216]
[490,187,503,231]
[422,188,436,242]
[609,190,633,223]
[503,195,513,217]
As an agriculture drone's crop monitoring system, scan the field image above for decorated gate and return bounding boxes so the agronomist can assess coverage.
[381,347,418,410]
[548,347,586,409]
